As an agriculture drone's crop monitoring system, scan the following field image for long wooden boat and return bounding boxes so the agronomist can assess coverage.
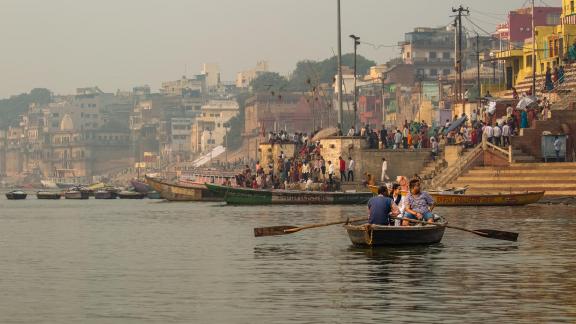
[145,176,223,201]
[430,191,545,206]
[345,217,447,247]
[368,185,468,196]
[118,191,146,199]
[65,190,90,200]
[36,191,62,200]
[6,190,27,200]
[130,180,150,193]
[205,183,373,205]
[94,190,118,199]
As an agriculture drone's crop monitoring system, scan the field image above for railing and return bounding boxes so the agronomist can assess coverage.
[484,140,512,164]
[428,144,483,189]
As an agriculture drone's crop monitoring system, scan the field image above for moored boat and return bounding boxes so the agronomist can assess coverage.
[205,183,373,205]
[36,191,62,200]
[130,180,150,193]
[430,191,545,206]
[94,190,118,199]
[6,190,27,200]
[64,188,90,200]
[345,217,447,247]
[145,176,223,201]
[147,191,162,199]
[118,191,146,199]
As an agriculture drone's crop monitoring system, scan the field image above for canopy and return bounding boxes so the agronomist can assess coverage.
[311,127,339,142]
[444,116,468,135]
[516,96,537,110]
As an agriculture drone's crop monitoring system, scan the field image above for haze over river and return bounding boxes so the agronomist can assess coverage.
[0,199,574,323]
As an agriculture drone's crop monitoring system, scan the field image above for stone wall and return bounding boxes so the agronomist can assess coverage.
[319,137,432,182]
[512,109,576,161]
[259,143,296,172]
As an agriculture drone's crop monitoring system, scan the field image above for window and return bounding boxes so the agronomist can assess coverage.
[443,52,450,60]
[430,69,438,76]
[526,55,533,68]
[429,52,437,59]
[443,69,451,75]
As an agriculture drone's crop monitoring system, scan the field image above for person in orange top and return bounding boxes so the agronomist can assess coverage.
[407,132,413,148]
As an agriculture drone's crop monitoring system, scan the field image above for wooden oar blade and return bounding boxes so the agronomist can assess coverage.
[254,226,298,237]
[475,229,519,242]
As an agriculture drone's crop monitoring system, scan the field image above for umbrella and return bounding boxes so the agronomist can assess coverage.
[311,127,339,142]
[516,96,536,110]
[444,116,468,135]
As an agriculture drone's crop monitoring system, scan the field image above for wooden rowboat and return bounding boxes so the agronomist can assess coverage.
[145,176,223,201]
[345,217,447,247]
[205,183,373,205]
[118,191,146,199]
[36,191,62,199]
[368,185,468,196]
[6,190,27,200]
[430,191,545,206]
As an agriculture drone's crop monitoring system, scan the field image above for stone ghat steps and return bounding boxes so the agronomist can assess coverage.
[466,189,576,196]
[451,182,576,189]
[453,176,576,182]
[472,162,576,169]
[465,170,576,176]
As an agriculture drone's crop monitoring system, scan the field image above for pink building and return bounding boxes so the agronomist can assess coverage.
[494,7,561,44]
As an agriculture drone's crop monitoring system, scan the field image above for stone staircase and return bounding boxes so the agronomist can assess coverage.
[447,162,576,197]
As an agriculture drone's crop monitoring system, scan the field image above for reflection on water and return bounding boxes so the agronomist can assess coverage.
[0,199,574,323]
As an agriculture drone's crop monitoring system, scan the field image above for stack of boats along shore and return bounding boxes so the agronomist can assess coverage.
[5,173,539,248]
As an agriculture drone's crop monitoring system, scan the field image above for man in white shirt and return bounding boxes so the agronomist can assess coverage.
[483,124,493,144]
[394,130,402,149]
[347,157,355,182]
[502,124,511,146]
[347,127,355,137]
[380,157,390,183]
[327,160,335,184]
[493,125,502,146]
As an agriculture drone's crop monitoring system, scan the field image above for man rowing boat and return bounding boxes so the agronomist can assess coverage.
[368,186,399,225]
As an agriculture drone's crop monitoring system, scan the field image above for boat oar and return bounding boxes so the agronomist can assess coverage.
[254,216,367,237]
[399,217,519,242]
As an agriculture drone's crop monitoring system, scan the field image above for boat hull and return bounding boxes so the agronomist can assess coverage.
[430,191,545,206]
[205,183,373,205]
[36,192,62,200]
[118,192,146,199]
[6,192,27,200]
[145,176,223,201]
[345,223,446,247]
[65,191,90,199]
[130,180,150,193]
[94,191,118,199]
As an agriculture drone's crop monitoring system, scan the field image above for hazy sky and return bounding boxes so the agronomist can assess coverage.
[0,0,555,97]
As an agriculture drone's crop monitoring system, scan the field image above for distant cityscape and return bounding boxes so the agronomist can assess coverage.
[0,2,574,185]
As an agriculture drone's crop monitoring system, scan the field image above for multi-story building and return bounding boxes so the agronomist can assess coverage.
[400,26,455,81]
[494,6,562,47]
[160,75,206,97]
[236,61,269,88]
[202,63,221,88]
[191,100,239,153]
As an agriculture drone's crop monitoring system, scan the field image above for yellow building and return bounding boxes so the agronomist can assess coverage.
[494,4,576,91]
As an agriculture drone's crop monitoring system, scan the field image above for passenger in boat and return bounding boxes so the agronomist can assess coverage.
[403,180,435,225]
[368,186,399,225]
[390,183,405,226]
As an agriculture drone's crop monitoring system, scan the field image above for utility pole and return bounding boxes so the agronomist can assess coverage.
[337,0,343,131]
[350,34,360,129]
[452,5,469,102]
[476,34,481,99]
[531,0,536,95]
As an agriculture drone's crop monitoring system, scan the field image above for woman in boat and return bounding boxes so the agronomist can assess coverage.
[403,179,435,225]
[390,183,405,226]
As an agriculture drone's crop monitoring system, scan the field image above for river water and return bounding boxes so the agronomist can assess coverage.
[0,198,574,323]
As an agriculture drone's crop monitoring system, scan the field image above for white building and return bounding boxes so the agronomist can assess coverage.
[236,61,269,88]
[191,100,239,153]
[202,63,221,88]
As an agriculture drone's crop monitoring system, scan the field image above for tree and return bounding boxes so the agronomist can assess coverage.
[288,54,377,91]
[0,88,51,129]
[249,72,289,93]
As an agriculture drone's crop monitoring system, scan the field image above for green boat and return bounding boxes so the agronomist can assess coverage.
[205,183,373,205]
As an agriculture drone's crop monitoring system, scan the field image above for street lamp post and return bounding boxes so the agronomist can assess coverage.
[223,122,230,167]
[350,34,360,129]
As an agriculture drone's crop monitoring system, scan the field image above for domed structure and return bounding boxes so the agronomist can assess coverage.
[59,114,74,131]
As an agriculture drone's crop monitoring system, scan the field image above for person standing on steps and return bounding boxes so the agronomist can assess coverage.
[380,157,390,183]
[338,156,346,182]
[347,157,355,182]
